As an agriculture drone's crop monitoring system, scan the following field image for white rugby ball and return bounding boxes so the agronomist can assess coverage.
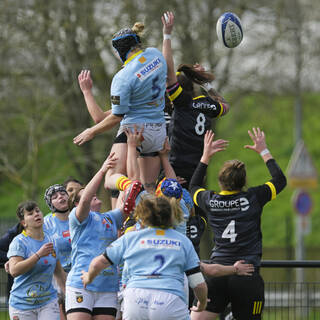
[216,12,243,48]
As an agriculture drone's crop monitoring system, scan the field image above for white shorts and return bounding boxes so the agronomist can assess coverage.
[65,286,118,316]
[9,299,60,320]
[117,123,166,154]
[122,287,190,320]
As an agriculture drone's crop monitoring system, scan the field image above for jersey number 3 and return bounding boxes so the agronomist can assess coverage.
[222,220,237,243]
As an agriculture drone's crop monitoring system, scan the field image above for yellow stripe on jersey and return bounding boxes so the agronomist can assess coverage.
[116,176,132,191]
[265,181,276,200]
[219,190,240,195]
[192,95,206,100]
[169,86,182,101]
[193,188,206,206]
[124,50,143,66]
[217,102,224,117]
[200,216,207,227]
[22,230,28,237]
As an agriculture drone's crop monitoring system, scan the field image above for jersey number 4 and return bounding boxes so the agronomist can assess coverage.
[222,220,237,243]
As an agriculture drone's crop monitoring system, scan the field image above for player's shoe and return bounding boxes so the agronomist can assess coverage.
[123,180,143,215]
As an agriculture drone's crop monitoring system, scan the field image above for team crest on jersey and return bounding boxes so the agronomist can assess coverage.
[111,95,120,105]
[136,57,162,81]
[140,238,181,250]
[76,295,83,303]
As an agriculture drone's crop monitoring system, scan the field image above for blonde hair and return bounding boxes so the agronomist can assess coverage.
[131,22,144,36]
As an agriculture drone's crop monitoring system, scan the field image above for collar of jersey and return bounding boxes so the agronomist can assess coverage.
[22,230,28,237]
[193,95,206,100]
[124,50,143,66]
[219,190,240,195]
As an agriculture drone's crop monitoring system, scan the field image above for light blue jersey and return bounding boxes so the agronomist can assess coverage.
[105,227,199,303]
[44,213,71,272]
[67,208,123,292]
[7,231,59,310]
[111,47,167,125]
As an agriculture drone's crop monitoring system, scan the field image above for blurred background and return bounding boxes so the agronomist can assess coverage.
[0,0,320,285]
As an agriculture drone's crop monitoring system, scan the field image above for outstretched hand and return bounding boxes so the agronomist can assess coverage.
[78,70,93,93]
[201,130,228,164]
[161,11,174,35]
[244,127,267,154]
[159,136,171,157]
[73,128,95,146]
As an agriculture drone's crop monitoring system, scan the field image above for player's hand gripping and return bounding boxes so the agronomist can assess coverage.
[201,130,228,164]
[100,152,118,174]
[36,242,54,258]
[233,260,255,276]
[124,125,144,148]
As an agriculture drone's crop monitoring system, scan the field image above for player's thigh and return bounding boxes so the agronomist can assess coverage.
[229,274,265,320]
[66,286,93,319]
[38,299,60,320]
[205,276,230,314]
[92,291,117,319]
[138,156,161,188]
[109,142,127,174]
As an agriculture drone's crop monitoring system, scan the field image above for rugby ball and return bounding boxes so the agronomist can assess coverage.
[216,12,243,48]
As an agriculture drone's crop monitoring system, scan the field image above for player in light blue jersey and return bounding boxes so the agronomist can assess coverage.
[65,152,125,320]
[81,195,208,320]
[74,20,168,196]
[8,201,66,320]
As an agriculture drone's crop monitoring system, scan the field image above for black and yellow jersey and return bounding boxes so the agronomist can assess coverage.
[166,82,227,173]
[190,159,287,266]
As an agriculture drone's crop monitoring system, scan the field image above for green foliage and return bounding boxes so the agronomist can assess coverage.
[206,92,320,248]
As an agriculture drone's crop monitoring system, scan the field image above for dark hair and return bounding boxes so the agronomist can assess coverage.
[63,177,84,188]
[218,160,246,191]
[16,201,38,221]
[177,64,215,95]
[134,195,173,229]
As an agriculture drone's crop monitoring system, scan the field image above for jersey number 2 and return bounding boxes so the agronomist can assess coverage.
[222,220,237,243]
[151,254,165,275]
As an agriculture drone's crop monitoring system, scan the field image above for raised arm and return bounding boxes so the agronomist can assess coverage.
[190,130,228,193]
[162,11,177,87]
[78,70,111,124]
[244,127,287,193]
[73,113,122,146]
[76,152,118,222]
[158,137,177,179]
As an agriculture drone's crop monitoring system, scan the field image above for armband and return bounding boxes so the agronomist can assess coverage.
[163,34,171,40]
[187,272,205,289]
[260,149,270,156]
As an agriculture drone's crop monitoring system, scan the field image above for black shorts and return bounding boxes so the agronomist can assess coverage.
[205,273,265,320]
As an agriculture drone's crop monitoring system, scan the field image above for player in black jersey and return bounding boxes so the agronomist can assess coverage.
[162,11,230,188]
[189,128,287,320]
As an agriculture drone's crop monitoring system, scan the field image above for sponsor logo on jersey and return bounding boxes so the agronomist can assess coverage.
[140,238,181,249]
[209,197,250,211]
[139,56,146,63]
[62,230,70,238]
[111,95,120,105]
[136,57,162,81]
[192,101,217,111]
